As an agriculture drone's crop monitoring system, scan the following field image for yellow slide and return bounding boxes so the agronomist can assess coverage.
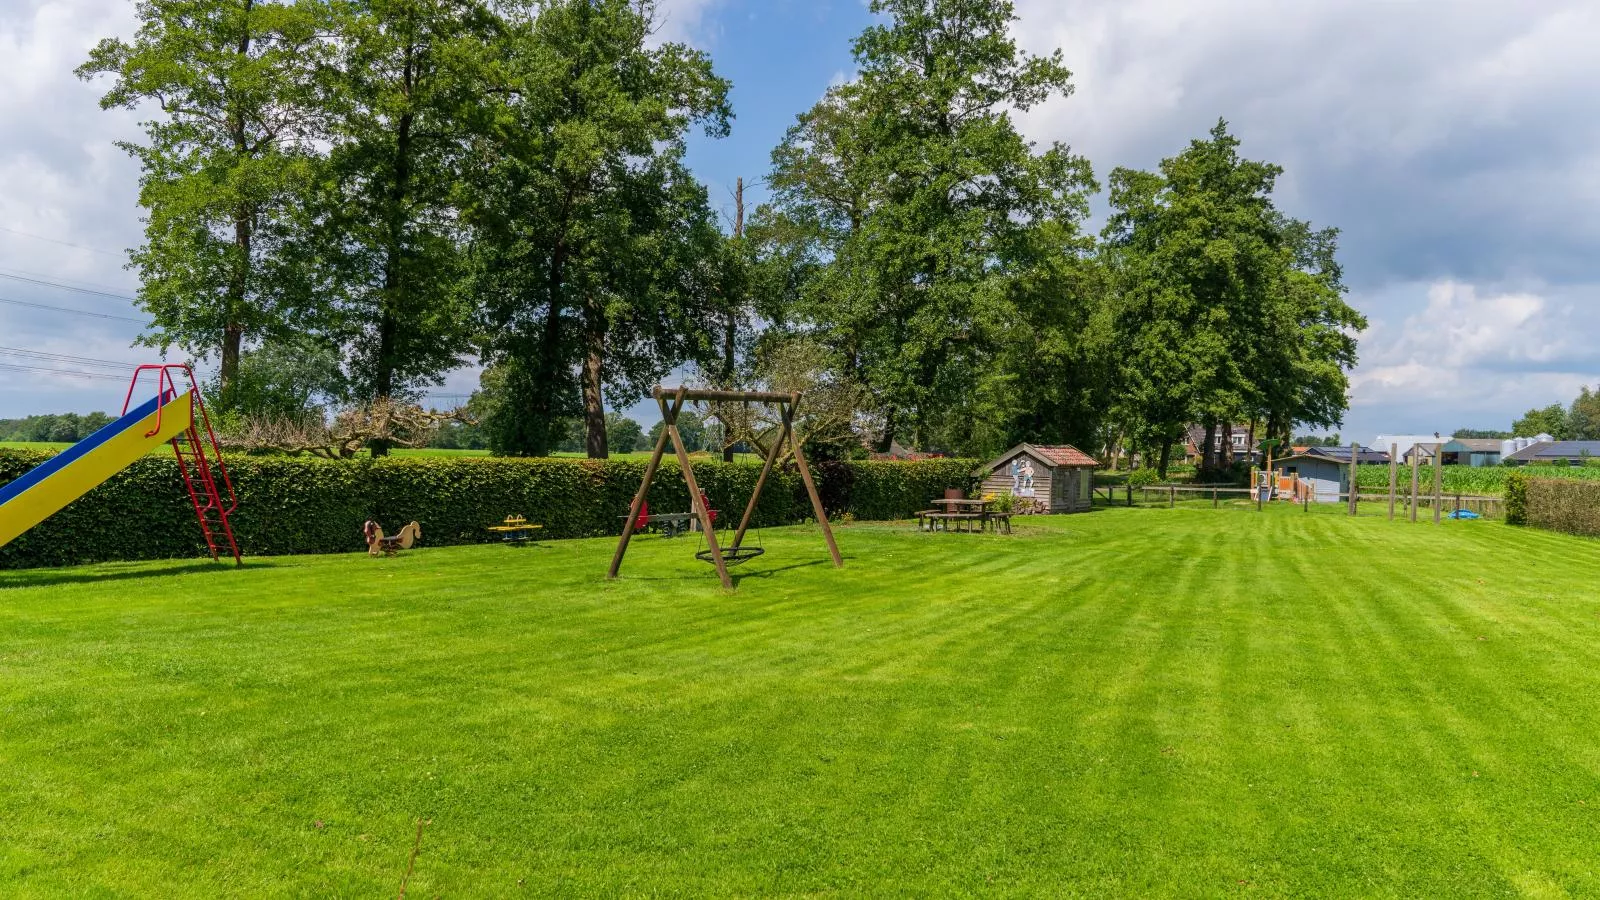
[0,391,194,549]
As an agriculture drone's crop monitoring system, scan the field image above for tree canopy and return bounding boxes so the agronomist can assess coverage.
[84,0,1368,464]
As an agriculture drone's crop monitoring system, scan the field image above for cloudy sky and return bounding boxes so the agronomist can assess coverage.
[2,0,1597,443]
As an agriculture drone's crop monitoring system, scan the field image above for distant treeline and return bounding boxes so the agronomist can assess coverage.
[0,412,116,443]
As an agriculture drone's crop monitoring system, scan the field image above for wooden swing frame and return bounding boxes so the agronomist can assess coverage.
[608,386,843,590]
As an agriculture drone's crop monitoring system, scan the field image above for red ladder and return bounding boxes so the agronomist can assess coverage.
[123,365,243,566]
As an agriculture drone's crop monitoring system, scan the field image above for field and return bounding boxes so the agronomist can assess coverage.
[1357,461,1600,496]
[4,508,1600,895]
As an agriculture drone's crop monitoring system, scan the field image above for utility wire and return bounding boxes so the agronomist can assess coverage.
[0,295,148,324]
[0,225,124,258]
[0,361,130,382]
[0,266,138,298]
[0,346,146,371]
[0,271,139,302]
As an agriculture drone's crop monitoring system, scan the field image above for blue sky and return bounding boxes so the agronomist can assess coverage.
[4,0,1600,446]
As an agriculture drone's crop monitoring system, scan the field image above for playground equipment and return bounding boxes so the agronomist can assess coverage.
[609,386,842,590]
[0,364,241,565]
[365,520,421,556]
[486,515,542,545]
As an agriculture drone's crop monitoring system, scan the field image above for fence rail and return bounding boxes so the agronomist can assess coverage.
[1093,483,1503,519]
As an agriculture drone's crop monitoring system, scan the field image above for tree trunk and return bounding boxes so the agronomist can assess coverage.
[581,295,607,459]
[1220,422,1234,469]
[1158,437,1173,479]
[1200,419,1217,474]
[877,406,897,454]
[527,238,568,456]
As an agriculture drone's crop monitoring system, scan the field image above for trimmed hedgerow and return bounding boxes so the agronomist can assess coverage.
[0,451,979,569]
[1518,476,1600,538]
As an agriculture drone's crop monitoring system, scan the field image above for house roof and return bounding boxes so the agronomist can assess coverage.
[1505,441,1600,462]
[980,443,1099,473]
[1444,438,1504,453]
[1287,446,1391,465]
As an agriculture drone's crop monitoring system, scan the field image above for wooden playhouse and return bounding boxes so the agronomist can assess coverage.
[977,444,1100,513]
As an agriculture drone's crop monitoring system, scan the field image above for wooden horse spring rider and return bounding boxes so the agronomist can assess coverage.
[364,520,421,557]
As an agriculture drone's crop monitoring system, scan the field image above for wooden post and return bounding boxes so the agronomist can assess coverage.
[1433,443,1443,526]
[731,415,788,551]
[1125,483,1132,507]
[1388,443,1398,521]
[1346,441,1358,516]
[788,394,843,568]
[1212,487,1218,508]
[669,412,731,589]
[609,389,685,580]
[1169,485,1175,508]
[1409,448,1420,523]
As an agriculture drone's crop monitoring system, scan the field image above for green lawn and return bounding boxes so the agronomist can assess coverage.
[3,509,1599,896]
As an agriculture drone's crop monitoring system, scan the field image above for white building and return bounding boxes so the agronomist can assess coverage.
[1373,434,1452,460]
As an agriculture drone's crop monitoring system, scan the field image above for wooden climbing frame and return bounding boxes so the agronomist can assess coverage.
[608,386,843,590]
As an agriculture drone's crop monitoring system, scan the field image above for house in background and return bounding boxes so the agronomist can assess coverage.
[1439,438,1506,467]
[1182,424,1257,465]
[1274,446,1390,503]
[1504,441,1600,465]
[977,444,1099,513]
[1377,434,1451,462]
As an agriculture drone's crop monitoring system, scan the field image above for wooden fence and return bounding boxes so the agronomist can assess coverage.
[1094,484,1503,520]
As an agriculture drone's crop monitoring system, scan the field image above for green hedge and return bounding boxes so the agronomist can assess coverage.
[0,451,978,569]
[1505,472,1529,525]
[1514,475,1600,538]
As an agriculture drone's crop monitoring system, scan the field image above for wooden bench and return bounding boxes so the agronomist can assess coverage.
[920,511,988,533]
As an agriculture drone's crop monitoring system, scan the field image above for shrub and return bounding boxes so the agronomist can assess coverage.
[1505,471,1528,525]
[0,451,978,569]
[1520,477,1600,538]
[1126,467,1162,488]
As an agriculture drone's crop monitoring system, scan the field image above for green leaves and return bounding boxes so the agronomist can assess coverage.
[1104,120,1364,474]
[78,0,331,391]
[760,0,1095,456]
[466,0,732,456]
[0,449,977,568]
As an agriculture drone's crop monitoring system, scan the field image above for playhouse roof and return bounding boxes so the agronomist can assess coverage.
[981,443,1099,473]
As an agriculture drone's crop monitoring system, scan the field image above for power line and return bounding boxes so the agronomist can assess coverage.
[0,225,124,258]
[0,266,138,298]
[0,346,146,371]
[0,361,129,382]
[0,271,138,302]
[0,295,148,324]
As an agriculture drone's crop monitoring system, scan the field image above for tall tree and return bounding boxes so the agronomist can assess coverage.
[311,0,493,446]
[1514,404,1569,439]
[468,0,731,457]
[760,0,1096,454]
[1103,121,1363,476]
[79,0,326,401]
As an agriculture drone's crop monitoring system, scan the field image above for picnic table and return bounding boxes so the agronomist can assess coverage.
[487,515,542,544]
[917,498,1010,534]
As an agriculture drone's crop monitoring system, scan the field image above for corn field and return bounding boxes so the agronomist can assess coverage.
[1355,463,1600,496]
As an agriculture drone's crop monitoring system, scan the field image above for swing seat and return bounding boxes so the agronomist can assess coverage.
[696,545,766,566]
